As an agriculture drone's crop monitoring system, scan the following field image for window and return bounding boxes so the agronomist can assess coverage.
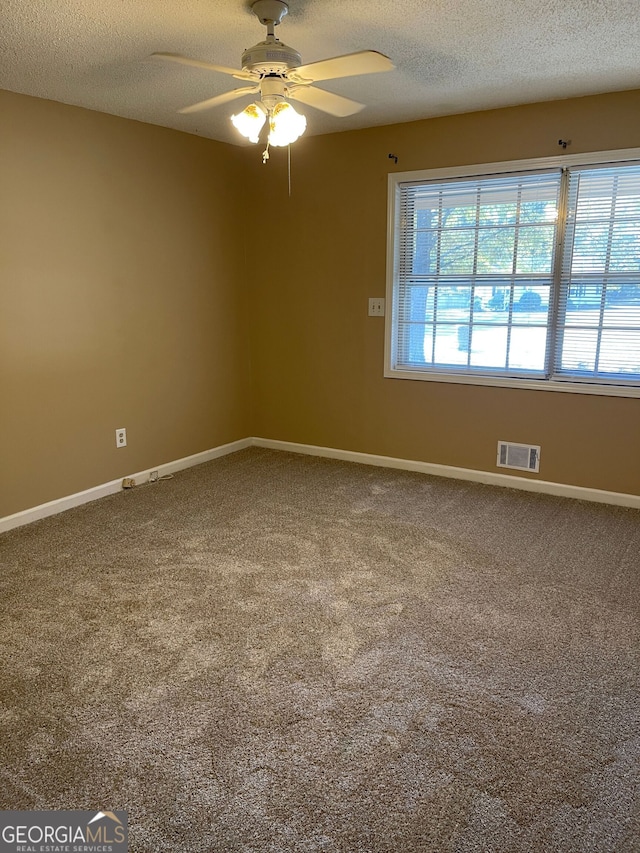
[385,153,640,396]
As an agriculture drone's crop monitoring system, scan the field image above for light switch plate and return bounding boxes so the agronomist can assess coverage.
[368,297,385,317]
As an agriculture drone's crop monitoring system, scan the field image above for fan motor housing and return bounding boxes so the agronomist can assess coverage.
[242,39,301,75]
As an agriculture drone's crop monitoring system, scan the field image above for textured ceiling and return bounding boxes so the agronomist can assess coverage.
[2,0,640,147]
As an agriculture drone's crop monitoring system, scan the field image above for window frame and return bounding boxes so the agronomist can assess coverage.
[385,147,640,398]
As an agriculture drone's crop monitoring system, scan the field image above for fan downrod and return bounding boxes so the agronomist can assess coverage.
[242,0,300,74]
[252,0,288,27]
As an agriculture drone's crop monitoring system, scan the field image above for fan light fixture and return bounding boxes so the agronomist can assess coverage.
[152,0,394,164]
[231,99,306,147]
[230,102,266,143]
[268,101,306,146]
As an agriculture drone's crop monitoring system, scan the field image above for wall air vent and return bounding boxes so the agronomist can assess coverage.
[497,441,540,473]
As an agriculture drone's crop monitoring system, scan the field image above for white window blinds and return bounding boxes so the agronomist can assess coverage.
[395,171,562,377]
[389,159,640,391]
[554,164,640,385]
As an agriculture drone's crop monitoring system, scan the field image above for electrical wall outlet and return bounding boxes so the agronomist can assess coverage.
[116,428,127,448]
[368,297,385,317]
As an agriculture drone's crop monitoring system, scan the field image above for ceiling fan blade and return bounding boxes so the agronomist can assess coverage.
[289,50,394,84]
[288,85,364,117]
[178,86,260,114]
[151,52,256,82]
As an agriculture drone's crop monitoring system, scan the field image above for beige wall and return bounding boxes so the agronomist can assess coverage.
[1,88,639,520]
[247,90,640,495]
[0,91,251,517]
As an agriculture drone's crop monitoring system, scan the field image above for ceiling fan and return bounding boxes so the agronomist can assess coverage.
[152,0,394,154]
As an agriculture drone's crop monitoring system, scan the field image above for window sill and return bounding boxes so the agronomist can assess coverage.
[384,366,640,398]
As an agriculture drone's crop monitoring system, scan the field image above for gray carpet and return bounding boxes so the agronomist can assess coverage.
[1,447,639,852]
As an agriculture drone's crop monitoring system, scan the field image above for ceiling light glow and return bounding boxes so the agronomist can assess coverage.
[231,102,267,143]
[267,101,306,147]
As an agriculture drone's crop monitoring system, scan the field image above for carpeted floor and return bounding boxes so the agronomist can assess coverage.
[1,447,639,852]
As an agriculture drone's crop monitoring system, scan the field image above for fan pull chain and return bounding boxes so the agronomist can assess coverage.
[288,144,291,197]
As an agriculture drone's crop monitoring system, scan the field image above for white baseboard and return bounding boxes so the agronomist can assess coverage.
[251,437,640,509]
[0,438,252,535]
[3,434,637,535]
